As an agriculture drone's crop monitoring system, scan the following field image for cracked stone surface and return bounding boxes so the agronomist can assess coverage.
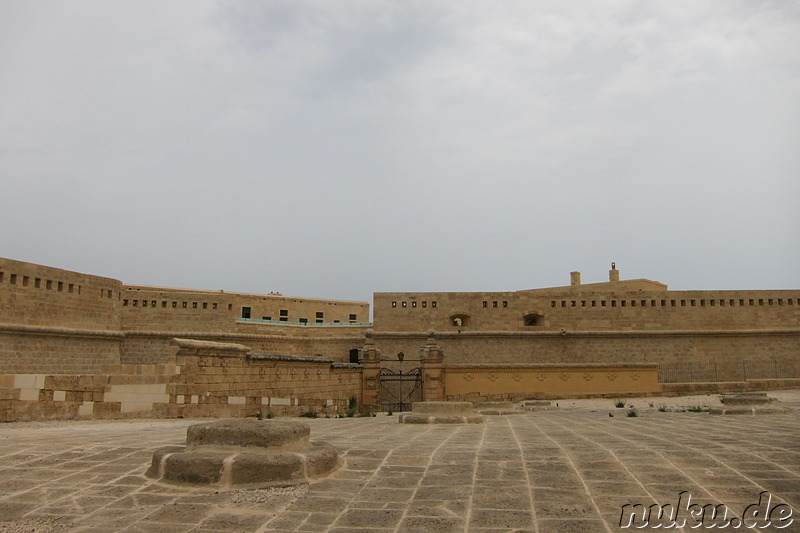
[0,390,798,532]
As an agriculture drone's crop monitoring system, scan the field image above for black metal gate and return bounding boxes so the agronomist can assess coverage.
[379,367,423,412]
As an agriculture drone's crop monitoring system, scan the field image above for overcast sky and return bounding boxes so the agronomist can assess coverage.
[1,1,798,306]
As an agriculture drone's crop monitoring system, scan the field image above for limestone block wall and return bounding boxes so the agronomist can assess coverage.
[373,330,800,382]
[166,338,363,418]
[0,364,175,422]
[0,339,364,421]
[0,258,124,374]
[443,363,661,402]
[374,289,800,333]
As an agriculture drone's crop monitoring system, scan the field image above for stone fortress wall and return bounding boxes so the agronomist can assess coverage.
[372,266,800,383]
[0,257,369,374]
[1,257,799,421]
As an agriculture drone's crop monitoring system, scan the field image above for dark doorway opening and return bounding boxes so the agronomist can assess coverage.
[349,349,360,364]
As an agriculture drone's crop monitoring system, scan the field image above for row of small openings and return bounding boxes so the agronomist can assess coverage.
[550,298,800,308]
[244,308,359,323]
[483,300,508,308]
[123,299,233,310]
[392,301,437,308]
[0,271,83,295]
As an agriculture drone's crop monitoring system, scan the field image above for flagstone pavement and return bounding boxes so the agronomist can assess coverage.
[1,391,799,533]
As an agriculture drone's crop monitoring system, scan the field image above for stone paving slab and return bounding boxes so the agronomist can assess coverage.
[0,391,797,532]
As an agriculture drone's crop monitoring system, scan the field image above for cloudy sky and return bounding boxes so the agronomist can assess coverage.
[1,1,798,306]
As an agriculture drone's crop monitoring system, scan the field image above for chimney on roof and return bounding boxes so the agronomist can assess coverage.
[570,271,581,286]
[609,262,620,282]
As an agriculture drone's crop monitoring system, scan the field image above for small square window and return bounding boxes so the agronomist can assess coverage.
[412,301,417,308]
[213,303,218,309]
[502,301,508,308]
[316,319,323,323]
[35,278,41,288]
[349,314,357,321]
[483,301,488,308]
[152,300,156,307]
[172,301,177,308]
[299,318,308,324]
[183,302,188,308]
[203,302,208,309]
[392,301,397,308]
[123,299,129,306]
[162,301,167,308]
[143,300,148,307]
[46,279,52,289]
[316,312,324,318]
[671,300,676,307]
[133,300,138,307]
[551,301,556,308]
[492,301,497,308]
[280,317,288,322]
[10,274,17,284]
[432,301,437,308]
[280,309,288,316]
[263,316,271,321]
[601,300,607,307]
[422,301,427,308]
[402,302,407,308]
[23,276,29,286]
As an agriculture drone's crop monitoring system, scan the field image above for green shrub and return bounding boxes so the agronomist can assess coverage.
[614,399,626,408]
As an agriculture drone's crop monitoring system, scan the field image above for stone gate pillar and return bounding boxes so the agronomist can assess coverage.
[359,329,381,410]
[420,329,445,402]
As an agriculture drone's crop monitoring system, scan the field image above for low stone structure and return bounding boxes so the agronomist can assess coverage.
[474,401,524,415]
[398,401,484,424]
[709,392,791,415]
[146,419,340,488]
[519,400,559,412]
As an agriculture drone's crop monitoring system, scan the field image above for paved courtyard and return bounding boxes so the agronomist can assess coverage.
[1,391,799,533]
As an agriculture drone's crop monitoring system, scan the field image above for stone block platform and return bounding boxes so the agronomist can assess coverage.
[398,402,485,424]
[146,420,340,488]
[0,390,798,532]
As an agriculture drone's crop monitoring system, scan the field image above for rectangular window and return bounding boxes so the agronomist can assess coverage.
[162,301,167,308]
[279,309,288,316]
[611,300,617,307]
[581,300,586,307]
[551,301,556,308]
[46,280,52,289]
[483,301,488,308]
[280,317,288,322]
[681,300,686,307]
[601,300,607,307]
[661,300,667,306]
[402,302,407,308]
[710,300,715,307]
[691,300,696,306]
[228,304,233,310]
[492,301,497,308]
[133,300,138,307]
[739,299,745,306]
[777,298,783,305]
[502,301,508,308]
[202,302,208,309]
[152,300,157,307]
[333,320,340,323]
[349,314,357,321]
[422,301,427,308]
[749,299,754,306]
[432,301,437,308]
[641,300,647,307]
[412,301,417,308]
[561,301,566,308]
[213,303,218,309]
[591,301,596,307]
[651,300,656,307]
[0,272,3,283]
[788,299,794,306]
[123,299,128,306]
[262,316,271,321]
[571,300,576,307]
[730,299,735,306]
[768,299,773,305]
[23,276,29,287]
[759,299,764,306]
[241,307,251,318]
[630,301,636,307]
[183,302,188,308]
[108,290,113,298]
[35,278,41,288]
[143,300,148,308]
[392,301,397,308]
[299,318,308,324]
[621,300,626,307]
[671,300,676,307]
[316,312,324,318]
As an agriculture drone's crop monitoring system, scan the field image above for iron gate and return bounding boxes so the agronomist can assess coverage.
[379,367,423,412]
